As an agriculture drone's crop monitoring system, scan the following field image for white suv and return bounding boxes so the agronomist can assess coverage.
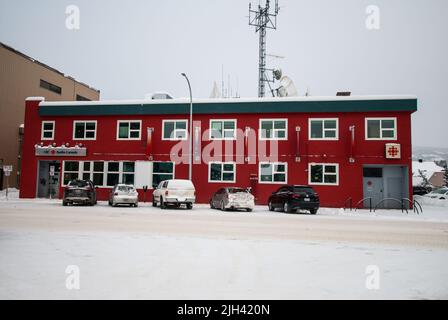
[152,179,196,209]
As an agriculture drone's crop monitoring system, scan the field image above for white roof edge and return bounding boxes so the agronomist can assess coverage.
[25,96,45,101]
[39,95,418,107]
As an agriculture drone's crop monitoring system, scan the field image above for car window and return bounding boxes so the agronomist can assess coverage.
[228,188,246,193]
[293,187,314,194]
[162,181,168,188]
[68,180,88,188]
[118,185,134,192]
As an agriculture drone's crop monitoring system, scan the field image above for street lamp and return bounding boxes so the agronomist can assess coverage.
[181,73,193,181]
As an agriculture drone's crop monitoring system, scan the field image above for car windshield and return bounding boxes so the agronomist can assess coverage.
[227,188,247,194]
[117,186,135,192]
[68,180,89,188]
[293,187,314,194]
[433,189,448,194]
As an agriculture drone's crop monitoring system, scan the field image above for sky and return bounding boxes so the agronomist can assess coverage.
[0,0,447,148]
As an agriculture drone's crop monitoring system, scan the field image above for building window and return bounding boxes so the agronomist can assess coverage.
[309,163,339,185]
[152,162,174,188]
[259,119,287,140]
[117,120,141,140]
[210,119,236,140]
[209,162,236,183]
[365,118,397,140]
[76,94,91,101]
[73,121,97,140]
[122,162,135,185]
[162,120,187,140]
[93,162,104,186]
[40,79,62,95]
[41,121,55,140]
[63,161,79,185]
[309,119,338,140]
[106,162,120,186]
[259,162,287,183]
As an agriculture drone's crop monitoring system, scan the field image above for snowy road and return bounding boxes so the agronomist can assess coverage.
[1,198,448,299]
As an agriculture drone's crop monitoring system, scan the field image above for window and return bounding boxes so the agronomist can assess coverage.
[107,162,120,186]
[365,118,397,140]
[117,120,141,140]
[259,119,287,140]
[40,79,61,95]
[92,162,104,186]
[76,94,91,101]
[152,162,174,188]
[162,120,187,140]
[210,120,236,140]
[309,119,338,140]
[259,162,287,183]
[122,162,135,185]
[73,121,97,140]
[209,162,236,183]
[41,121,55,140]
[309,163,339,185]
[63,161,79,185]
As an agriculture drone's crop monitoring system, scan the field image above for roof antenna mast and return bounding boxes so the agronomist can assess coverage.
[248,0,280,98]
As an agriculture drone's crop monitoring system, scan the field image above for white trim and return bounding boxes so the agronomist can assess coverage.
[41,121,55,140]
[259,118,288,141]
[72,120,97,140]
[208,161,236,183]
[258,161,288,184]
[209,119,237,140]
[365,117,397,140]
[116,120,142,140]
[308,118,339,140]
[308,163,339,186]
[162,119,188,141]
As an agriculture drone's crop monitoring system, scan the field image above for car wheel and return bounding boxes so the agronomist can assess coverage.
[62,200,68,206]
[220,201,226,211]
[108,200,112,206]
[152,197,157,207]
[441,197,446,200]
[186,203,193,210]
[283,202,291,213]
[310,209,317,215]
[246,208,253,212]
[134,203,138,207]
[268,201,274,211]
[210,199,215,209]
[160,198,166,209]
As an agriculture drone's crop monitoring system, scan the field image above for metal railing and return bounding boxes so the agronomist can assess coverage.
[343,197,353,211]
[354,197,373,212]
[345,197,423,215]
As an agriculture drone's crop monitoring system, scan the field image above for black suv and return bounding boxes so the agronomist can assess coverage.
[63,179,97,206]
[268,185,319,214]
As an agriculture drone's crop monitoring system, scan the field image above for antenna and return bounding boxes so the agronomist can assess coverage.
[249,0,280,97]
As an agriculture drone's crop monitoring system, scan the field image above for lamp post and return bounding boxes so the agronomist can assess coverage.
[181,73,193,180]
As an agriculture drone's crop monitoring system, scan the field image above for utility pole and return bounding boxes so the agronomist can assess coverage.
[249,0,280,97]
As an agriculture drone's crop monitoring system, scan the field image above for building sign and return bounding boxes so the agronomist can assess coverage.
[385,143,401,159]
[35,146,87,157]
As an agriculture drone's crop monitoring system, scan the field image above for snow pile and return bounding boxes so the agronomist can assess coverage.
[0,188,19,200]
[414,195,448,208]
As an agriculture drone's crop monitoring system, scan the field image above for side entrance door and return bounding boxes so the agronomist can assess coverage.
[363,167,383,209]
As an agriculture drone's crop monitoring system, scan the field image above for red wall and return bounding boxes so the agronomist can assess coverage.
[20,99,413,208]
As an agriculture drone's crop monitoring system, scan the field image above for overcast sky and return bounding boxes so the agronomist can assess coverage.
[0,0,446,148]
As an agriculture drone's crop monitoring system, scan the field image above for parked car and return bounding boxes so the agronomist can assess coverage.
[152,179,196,209]
[424,187,448,200]
[210,187,255,212]
[63,179,97,206]
[412,185,432,196]
[109,184,139,207]
[268,185,319,214]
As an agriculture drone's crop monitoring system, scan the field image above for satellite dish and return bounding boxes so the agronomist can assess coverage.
[277,75,298,97]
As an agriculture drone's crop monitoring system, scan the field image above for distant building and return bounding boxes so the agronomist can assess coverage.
[412,160,445,188]
[0,42,100,189]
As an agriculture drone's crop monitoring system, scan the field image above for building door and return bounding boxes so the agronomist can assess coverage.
[37,161,61,198]
[363,167,383,209]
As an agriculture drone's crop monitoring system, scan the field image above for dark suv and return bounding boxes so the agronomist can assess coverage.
[268,185,319,214]
[63,179,97,206]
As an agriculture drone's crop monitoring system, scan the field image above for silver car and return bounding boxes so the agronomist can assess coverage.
[109,184,139,207]
[210,187,255,212]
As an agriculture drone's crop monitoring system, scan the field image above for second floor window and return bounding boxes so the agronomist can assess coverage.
[309,119,338,140]
[117,120,141,140]
[73,121,96,140]
[163,120,187,140]
[41,121,55,140]
[259,119,287,140]
[366,118,397,140]
[210,120,236,140]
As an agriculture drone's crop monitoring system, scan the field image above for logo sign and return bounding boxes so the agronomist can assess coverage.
[35,146,87,157]
[385,143,401,159]
[3,165,13,172]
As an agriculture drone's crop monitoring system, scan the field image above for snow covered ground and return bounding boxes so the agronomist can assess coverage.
[0,195,447,299]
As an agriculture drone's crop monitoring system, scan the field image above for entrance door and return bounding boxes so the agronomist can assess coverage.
[37,161,61,198]
[363,167,383,209]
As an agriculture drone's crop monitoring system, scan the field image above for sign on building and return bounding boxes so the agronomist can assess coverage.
[385,143,401,159]
[35,146,87,157]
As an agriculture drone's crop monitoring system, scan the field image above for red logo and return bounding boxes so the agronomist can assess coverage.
[387,146,399,157]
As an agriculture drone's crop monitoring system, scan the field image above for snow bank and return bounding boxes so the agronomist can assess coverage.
[0,188,19,200]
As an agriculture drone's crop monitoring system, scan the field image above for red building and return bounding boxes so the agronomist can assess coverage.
[20,95,417,208]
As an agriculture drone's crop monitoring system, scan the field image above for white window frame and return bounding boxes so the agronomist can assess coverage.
[259,119,288,140]
[208,161,236,183]
[73,120,97,140]
[41,121,55,140]
[162,120,188,141]
[152,161,175,187]
[365,117,397,140]
[308,163,339,186]
[258,162,288,184]
[309,118,339,140]
[116,120,142,140]
[209,119,237,140]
